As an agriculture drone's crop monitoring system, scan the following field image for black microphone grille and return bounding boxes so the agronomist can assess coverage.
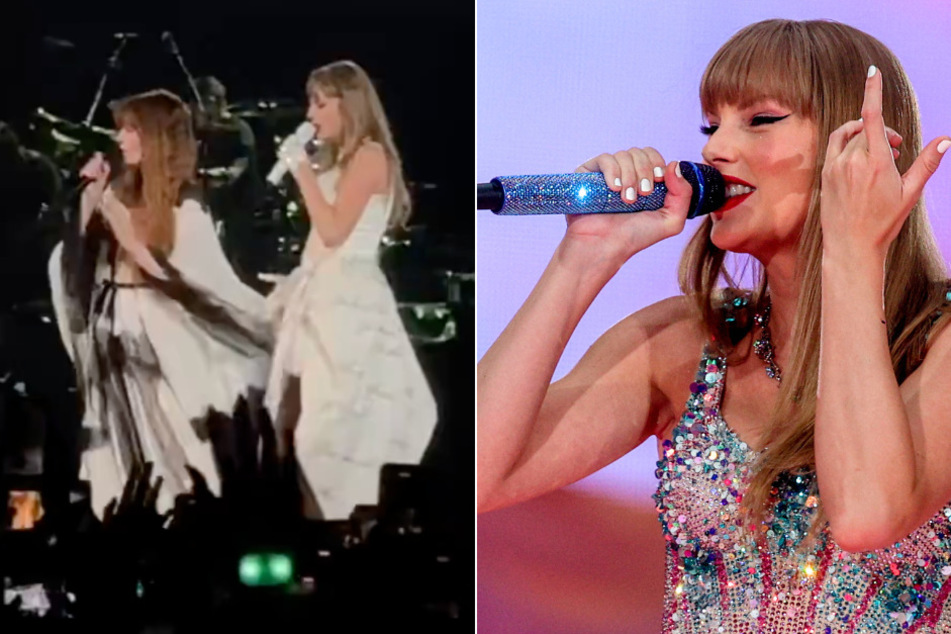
[679,162,725,219]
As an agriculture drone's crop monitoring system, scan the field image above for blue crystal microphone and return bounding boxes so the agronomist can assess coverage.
[477,161,725,219]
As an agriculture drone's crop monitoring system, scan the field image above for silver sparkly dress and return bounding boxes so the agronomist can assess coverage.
[653,315,951,634]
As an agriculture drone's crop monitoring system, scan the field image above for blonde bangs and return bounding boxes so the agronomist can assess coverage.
[700,21,817,118]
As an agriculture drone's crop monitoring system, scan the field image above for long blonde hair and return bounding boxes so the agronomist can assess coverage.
[678,19,950,533]
[110,89,198,255]
[306,60,411,228]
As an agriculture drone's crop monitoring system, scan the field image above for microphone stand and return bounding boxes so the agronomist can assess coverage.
[83,34,134,127]
[162,31,211,210]
[163,32,204,113]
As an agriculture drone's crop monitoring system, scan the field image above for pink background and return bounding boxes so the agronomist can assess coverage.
[477,1,951,632]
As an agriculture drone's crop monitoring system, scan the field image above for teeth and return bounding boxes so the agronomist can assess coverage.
[726,184,755,198]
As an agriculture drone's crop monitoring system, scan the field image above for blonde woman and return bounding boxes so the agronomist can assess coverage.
[478,19,951,632]
[48,89,272,516]
[267,61,437,519]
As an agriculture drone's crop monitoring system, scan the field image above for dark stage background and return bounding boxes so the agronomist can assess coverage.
[0,0,473,627]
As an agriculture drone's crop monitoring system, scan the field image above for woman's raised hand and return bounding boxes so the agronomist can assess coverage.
[821,65,950,261]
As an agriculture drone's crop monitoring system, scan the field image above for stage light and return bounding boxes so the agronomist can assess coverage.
[239,554,263,585]
[268,554,293,583]
[239,553,294,587]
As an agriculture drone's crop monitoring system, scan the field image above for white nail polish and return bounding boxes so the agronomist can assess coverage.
[675,164,682,178]
[938,139,951,155]
[867,65,877,78]
[625,187,636,200]
[653,166,664,179]
[614,177,622,187]
[640,178,651,193]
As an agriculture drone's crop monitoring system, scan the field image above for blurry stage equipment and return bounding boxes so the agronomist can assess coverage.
[84,32,137,126]
[30,107,115,166]
[163,31,203,111]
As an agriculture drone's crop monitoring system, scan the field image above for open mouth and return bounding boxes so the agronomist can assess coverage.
[716,177,757,214]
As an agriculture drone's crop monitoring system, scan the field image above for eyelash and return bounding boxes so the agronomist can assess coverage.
[699,114,791,136]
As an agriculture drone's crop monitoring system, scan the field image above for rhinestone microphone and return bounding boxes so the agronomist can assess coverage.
[477,161,725,219]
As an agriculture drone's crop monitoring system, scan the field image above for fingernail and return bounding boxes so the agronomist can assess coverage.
[614,177,622,187]
[625,187,636,200]
[653,166,664,179]
[938,139,951,154]
[675,164,682,179]
[867,65,877,78]
[640,178,651,193]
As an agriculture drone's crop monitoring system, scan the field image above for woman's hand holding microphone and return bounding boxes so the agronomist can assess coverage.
[78,152,111,228]
[563,147,694,271]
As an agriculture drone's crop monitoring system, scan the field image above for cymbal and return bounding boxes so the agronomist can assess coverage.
[33,108,113,138]
[41,36,76,50]
[228,99,304,120]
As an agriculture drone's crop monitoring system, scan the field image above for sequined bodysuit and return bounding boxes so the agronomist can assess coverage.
[653,338,951,634]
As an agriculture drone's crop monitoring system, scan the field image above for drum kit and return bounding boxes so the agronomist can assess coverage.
[22,32,472,346]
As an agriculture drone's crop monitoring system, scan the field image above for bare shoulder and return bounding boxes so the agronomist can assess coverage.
[631,295,709,436]
[357,139,386,156]
[629,294,700,332]
[347,141,389,191]
[612,294,705,351]
[353,141,388,170]
[577,294,705,388]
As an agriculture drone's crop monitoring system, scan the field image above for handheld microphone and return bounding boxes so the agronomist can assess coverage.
[267,122,317,186]
[71,177,96,199]
[477,162,725,219]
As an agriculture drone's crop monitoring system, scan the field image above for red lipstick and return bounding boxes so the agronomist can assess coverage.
[714,174,757,214]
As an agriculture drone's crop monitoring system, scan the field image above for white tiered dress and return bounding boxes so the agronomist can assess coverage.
[265,168,437,519]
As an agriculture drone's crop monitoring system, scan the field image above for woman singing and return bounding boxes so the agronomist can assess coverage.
[479,19,951,632]
[267,60,437,519]
[49,89,272,515]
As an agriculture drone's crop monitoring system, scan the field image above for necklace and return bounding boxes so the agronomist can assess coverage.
[752,299,782,384]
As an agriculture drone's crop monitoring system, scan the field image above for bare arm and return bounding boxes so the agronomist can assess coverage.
[291,143,388,247]
[479,277,696,513]
[478,151,695,513]
[816,65,951,551]
[818,256,951,551]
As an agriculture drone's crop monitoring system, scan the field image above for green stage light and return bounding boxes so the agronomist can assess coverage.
[239,554,264,586]
[268,554,293,583]
[239,553,294,587]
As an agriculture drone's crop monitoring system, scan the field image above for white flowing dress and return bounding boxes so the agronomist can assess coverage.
[265,168,437,519]
[48,197,272,516]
